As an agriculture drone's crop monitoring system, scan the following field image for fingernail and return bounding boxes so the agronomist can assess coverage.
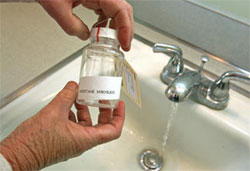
[123,40,131,51]
[65,81,78,90]
[122,46,130,52]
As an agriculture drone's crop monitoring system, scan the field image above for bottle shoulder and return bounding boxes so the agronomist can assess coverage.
[83,43,124,58]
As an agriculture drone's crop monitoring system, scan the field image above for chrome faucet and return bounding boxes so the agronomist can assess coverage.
[153,43,250,110]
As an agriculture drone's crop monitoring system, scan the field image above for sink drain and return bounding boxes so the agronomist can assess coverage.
[139,149,163,171]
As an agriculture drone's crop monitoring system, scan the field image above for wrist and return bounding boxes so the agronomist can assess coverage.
[0,137,39,170]
[0,143,19,170]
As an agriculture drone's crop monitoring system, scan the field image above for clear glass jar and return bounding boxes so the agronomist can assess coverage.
[76,27,124,108]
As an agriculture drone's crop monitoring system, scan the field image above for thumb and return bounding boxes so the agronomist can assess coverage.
[39,0,89,40]
[49,81,78,112]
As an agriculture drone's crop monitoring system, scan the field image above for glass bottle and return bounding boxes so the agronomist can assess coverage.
[76,27,124,108]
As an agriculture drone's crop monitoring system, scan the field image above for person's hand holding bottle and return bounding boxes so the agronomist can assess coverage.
[0,81,125,170]
[38,0,134,51]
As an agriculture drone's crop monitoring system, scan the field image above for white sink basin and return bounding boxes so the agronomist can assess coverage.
[0,39,249,170]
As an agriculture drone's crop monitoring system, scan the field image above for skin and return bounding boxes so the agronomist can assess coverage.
[38,0,134,51]
[0,81,125,170]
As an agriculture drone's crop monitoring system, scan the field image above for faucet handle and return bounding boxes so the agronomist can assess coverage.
[198,55,209,73]
[153,43,184,84]
[210,71,250,101]
[153,43,182,57]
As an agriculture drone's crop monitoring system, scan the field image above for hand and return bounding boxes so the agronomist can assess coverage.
[0,81,125,170]
[38,0,134,51]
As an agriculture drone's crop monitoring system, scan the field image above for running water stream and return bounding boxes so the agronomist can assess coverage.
[162,102,178,151]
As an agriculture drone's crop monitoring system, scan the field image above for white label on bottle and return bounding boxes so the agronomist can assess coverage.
[78,76,122,100]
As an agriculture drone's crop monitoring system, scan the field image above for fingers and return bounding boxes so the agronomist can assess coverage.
[102,0,133,51]
[92,13,108,28]
[82,0,134,51]
[114,4,134,51]
[98,100,112,124]
[39,0,89,40]
[72,0,85,8]
[39,0,133,48]
[94,101,125,143]
[48,81,78,113]
[75,103,92,127]
[110,101,125,131]
[127,4,134,47]
[69,111,77,122]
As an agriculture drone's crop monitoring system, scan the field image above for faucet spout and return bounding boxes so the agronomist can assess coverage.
[165,71,202,102]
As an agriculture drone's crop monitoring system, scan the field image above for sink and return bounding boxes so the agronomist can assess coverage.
[0,39,249,170]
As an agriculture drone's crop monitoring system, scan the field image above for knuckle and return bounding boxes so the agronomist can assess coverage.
[127,4,133,12]
[96,129,122,143]
[58,89,74,101]
[97,131,107,142]
[114,130,122,139]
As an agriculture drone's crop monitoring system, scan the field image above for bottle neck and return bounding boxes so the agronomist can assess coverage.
[91,37,120,49]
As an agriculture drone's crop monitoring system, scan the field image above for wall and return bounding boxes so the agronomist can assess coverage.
[188,0,250,24]
[0,3,97,100]
[128,0,250,71]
